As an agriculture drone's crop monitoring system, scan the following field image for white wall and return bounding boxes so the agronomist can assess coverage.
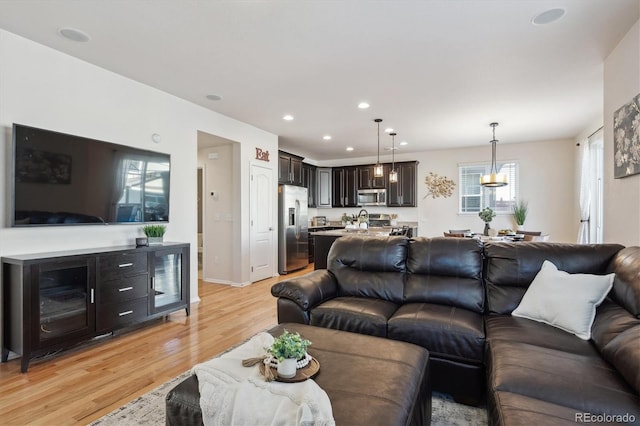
[310,137,577,241]
[603,19,640,246]
[0,30,278,309]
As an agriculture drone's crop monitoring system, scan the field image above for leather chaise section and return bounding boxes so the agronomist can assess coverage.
[486,339,639,418]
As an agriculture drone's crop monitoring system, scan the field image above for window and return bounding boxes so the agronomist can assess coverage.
[459,162,518,214]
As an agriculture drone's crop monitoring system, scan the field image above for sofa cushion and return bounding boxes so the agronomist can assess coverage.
[487,339,640,418]
[608,246,640,318]
[489,391,608,426]
[327,236,408,304]
[310,296,398,337]
[591,299,640,351]
[405,237,484,313]
[484,242,623,315]
[485,316,596,356]
[602,325,640,394]
[511,260,614,340]
[388,303,484,364]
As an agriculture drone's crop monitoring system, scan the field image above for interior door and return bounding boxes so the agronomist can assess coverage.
[250,163,275,282]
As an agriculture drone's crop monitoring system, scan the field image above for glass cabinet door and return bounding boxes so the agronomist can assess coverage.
[37,259,94,346]
[152,249,183,311]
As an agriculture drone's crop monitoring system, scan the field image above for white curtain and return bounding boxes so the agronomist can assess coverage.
[577,140,591,243]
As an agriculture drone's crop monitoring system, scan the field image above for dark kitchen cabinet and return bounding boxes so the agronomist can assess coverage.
[316,168,332,208]
[358,165,386,189]
[302,163,317,207]
[387,161,418,207]
[2,243,189,372]
[332,166,358,207]
[278,151,304,186]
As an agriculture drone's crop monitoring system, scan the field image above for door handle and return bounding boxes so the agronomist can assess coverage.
[118,263,133,268]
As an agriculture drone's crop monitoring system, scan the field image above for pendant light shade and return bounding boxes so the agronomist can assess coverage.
[480,122,508,187]
[374,119,384,178]
[389,132,398,184]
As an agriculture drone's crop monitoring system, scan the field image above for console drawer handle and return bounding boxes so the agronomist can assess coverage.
[118,263,134,268]
[118,310,133,317]
[118,287,133,292]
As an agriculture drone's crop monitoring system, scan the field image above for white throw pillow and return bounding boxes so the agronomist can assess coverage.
[512,260,614,340]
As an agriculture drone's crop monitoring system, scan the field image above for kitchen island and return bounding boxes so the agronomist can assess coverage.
[311,225,417,269]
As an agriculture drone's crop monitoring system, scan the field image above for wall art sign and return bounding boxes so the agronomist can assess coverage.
[255,147,270,162]
[613,92,640,178]
[16,148,72,184]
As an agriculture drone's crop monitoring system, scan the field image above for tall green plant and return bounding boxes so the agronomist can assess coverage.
[143,224,167,237]
[512,200,528,226]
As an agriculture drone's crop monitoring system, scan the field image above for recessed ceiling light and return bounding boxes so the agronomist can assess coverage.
[323,135,332,140]
[384,128,394,133]
[384,146,398,151]
[58,27,91,42]
[346,147,354,151]
[532,8,566,25]
[283,115,294,121]
[205,94,223,101]
[357,102,370,109]
[399,141,408,146]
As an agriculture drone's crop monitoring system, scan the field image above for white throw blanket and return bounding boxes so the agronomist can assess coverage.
[192,332,335,426]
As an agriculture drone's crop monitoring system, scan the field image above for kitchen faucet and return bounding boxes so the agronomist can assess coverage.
[357,209,369,226]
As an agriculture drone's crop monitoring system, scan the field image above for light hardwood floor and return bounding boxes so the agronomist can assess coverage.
[0,265,313,425]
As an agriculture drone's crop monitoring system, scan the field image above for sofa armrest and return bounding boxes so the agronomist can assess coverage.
[271,270,338,310]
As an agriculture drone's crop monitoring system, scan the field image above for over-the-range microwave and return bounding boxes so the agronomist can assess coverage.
[357,188,387,206]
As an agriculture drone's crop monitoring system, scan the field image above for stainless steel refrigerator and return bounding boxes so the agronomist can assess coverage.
[278,185,309,274]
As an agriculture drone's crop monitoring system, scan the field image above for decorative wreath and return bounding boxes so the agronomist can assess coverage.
[423,172,455,199]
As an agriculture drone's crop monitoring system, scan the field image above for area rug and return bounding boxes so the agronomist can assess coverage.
[90,371,488,426]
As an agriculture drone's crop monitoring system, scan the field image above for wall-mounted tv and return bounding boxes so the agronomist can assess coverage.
[12,124,170,226]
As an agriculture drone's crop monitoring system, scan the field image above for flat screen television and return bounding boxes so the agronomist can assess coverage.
[11,123,170,226]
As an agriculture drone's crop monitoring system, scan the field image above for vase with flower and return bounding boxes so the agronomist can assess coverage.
[479,207,496,236]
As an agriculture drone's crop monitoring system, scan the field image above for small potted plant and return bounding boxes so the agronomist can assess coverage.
[478,207,496,236]
[268,330,312,379]
[143,224,167,246]
[512,200,528,231]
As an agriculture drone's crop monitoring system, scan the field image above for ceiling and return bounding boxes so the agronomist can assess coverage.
[0,1,638,161]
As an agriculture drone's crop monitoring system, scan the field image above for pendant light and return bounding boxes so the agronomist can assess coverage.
[374,119,384,178]
[389,132,398,183]
[480,122,508,187]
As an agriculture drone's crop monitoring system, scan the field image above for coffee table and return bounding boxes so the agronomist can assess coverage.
[166,323,431,425]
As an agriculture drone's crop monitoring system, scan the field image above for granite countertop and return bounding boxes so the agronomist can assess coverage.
[311,227,397,237]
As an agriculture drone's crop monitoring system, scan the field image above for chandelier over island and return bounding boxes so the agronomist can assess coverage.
[389,132,398,184]
[373,118,384,178]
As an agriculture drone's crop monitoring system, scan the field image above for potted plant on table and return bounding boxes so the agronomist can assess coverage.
[512,200,528,231]
[268,330,312,379]
[143,224,167,246]
[478,207,496,236]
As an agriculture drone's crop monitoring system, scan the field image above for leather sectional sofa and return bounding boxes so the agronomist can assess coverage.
[271,236,640,424]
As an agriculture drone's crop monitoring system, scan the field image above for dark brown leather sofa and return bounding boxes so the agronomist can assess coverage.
[484,242,640,425]
[271,236,640,423]
[272,236,486,405]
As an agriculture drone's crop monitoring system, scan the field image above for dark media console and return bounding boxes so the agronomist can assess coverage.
[1,243,190,372]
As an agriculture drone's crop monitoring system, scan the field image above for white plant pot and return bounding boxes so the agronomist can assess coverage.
[148,237,164,246]
[277,358,297,379]
[516,225,525,231]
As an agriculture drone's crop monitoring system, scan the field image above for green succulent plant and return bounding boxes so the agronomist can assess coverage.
[268,330,311,362]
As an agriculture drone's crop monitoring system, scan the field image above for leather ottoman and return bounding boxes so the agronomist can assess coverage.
[166,323,432,425]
